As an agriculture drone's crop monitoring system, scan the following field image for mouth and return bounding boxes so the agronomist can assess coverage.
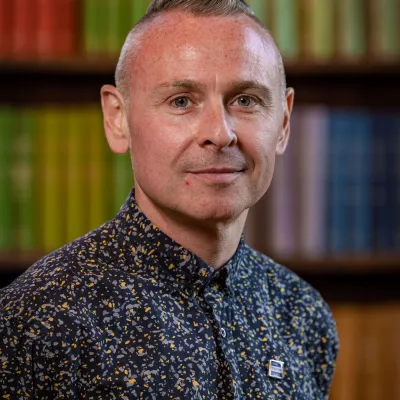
[188,168,245,184]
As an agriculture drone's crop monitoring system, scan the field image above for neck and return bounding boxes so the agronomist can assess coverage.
[135,188,248,269]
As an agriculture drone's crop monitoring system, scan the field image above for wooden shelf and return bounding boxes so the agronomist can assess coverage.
[1,57,400,77]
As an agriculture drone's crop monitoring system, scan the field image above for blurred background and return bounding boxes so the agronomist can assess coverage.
[0,0,399,398]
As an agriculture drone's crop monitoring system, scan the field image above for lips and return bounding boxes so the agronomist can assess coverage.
[190,167,243,174]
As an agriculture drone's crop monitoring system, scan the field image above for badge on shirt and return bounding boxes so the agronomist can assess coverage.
[268,359,284,380]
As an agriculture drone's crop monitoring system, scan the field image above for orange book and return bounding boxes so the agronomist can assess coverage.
[0,0,13,57]
[12,0,37,58]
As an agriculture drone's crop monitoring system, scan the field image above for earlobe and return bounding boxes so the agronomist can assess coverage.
[276,87,295,156]
[100,84,130,154]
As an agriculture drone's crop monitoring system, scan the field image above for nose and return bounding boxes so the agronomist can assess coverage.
[196,102,238,149]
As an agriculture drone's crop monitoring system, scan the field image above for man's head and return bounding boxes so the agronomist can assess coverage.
[115,0,287,104]
[101,0,294,226]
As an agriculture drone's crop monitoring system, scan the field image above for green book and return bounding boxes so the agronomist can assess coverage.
[118,0,134,46]
[107,0,123,55]
[83,0,98,55]
[370,0,400,57]
[112,152,134,214]
[273,0,300,59]
[13,108,38,251]
[0,108,15,251]
[132,0,149,26]
[248,0,270,27]
[337,0,366,58]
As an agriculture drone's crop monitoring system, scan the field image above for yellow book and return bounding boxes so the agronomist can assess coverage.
[86,105,108,230]
[65,108,87,243]
[39,107,64,253]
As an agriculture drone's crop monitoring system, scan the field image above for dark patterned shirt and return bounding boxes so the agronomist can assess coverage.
[0,190,338,399]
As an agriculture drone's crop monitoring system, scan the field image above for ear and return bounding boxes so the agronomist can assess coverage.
[276,87,295,155]
[100,84,130,154]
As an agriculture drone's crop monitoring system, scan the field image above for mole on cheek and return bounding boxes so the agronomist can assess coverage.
[185,180,190,186]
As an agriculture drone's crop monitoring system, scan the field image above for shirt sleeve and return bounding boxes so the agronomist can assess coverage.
[0,314,81,399]
[306,297,339,400]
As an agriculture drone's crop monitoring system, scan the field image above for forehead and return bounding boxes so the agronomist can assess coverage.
[131,11,280,90]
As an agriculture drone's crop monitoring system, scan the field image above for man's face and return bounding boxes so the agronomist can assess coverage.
[126,11,291,223]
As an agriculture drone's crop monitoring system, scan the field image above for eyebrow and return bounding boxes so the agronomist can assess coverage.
[152,79,273,103]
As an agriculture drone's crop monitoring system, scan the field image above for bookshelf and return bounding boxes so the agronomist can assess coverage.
[1,58,400,298]
[1,1,400,398]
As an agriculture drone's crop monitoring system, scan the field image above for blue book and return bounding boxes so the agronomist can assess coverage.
[328,111,353,255]
[372,113,398,252]
[350,112,373,253]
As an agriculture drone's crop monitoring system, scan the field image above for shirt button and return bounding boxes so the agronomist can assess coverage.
[220,327,227,338]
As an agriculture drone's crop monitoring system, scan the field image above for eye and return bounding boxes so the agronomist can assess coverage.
[233,95,257,107]
[171,96,191,108]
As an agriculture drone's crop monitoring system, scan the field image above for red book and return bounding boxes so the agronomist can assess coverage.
[0,0,13,57]
[12,0,37,58]
[37,0,58,58]
[58,0,78,57]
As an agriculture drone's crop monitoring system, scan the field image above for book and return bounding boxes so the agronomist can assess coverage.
[37,0,58,58]
[132,0,149,26]
[39,107,64,252]
[336,0,366,58]
[297,106,330,257]
[87,106,109,230]
[330,304,362,400]
[328,110,353,254]
[0,0,13,57]
[300,0,335,59]
[350,112,373,253]
[13,108,38,251]
[0,107,15,251]
[372,113,398,252]
[59,0,78,57]
[112,152,134,214]
[368,0,400,58]
[65,108,87,243]
[12,0,37,58]
[271,0,300,59]
[248,0,270,27]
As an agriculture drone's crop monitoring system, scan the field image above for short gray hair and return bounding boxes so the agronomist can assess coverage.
[115,0,286,103]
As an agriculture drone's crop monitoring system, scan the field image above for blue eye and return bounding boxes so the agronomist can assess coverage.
[234,96,256,107]
[172,97,190,108]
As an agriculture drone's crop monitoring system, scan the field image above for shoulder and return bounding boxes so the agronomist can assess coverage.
[243,245,338,339]
[0,219,121,328]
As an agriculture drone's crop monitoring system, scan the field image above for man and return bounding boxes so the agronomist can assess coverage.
[0,0,338,399]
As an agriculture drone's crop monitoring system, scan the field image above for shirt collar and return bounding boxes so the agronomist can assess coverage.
[114,188,246,297]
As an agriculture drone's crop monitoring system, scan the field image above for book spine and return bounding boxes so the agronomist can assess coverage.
[83,0,99,56]
[13,108,37,251]
[65,108,87,242]
[328,111,352,254]
[87,106,107,230]
[336,0,366,58]
[112,153,134,214]
[107,0,122,55]
[248,0,269,26]
[0,0,13,57]
[37,0,58,58]
[272,0,299,59]
[351,112,373,253]
[132,0,149,26]
[298,106,329,257]
[0,107,15,250]
[12,0,37,58]
[40,108,64,252]
[59,0,78,57]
